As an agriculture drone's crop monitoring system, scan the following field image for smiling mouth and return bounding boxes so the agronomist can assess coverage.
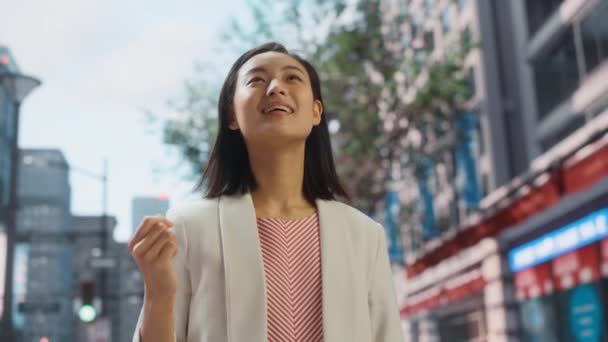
[262,105,295,115]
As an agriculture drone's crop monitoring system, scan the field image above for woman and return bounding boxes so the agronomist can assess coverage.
[129,42,403,342]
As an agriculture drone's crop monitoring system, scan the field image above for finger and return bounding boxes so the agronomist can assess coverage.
[143,229,175,262]
[158,239,177,262]
[129,216,159,250]
[129,216,173,250]
[131,222,170,256]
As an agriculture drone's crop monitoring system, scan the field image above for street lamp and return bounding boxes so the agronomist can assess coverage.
[1,71,41,340]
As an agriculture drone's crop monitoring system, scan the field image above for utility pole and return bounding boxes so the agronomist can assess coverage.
[100,158,108,316]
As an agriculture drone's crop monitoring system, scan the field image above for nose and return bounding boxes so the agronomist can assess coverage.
[266,78,286,97]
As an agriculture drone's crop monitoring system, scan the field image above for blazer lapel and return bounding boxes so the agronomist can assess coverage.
[219,194,356,342]
[219,193,267,342]
[316,199,356,341]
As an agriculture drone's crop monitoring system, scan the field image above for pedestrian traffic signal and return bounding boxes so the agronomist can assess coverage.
[78,280,97,323]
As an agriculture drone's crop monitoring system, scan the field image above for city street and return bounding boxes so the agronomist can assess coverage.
[1,0,608,341]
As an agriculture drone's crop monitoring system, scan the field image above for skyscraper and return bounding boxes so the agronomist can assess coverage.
[0,46,22,326]
[16,149,72,342]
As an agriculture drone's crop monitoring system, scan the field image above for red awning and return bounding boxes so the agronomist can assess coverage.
[401,269,485,318]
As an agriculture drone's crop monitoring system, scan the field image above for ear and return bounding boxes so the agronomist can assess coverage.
[228,113,240,130]
[312,100,323,126]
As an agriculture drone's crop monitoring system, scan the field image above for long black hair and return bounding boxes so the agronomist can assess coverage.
[196,42,349,205]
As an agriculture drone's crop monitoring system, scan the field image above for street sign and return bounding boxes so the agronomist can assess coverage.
[89,257,116,269]
[18,302,60,313]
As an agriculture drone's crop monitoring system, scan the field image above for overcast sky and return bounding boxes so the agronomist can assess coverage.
[1,0,250,241]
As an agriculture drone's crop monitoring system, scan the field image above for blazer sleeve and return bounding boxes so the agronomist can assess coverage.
[132,207,192,342]
[368,224,404,342]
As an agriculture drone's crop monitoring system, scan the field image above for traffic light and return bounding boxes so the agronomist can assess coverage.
[78,280,97,322]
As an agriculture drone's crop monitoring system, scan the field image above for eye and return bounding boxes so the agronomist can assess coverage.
[287,74,302,82]
[248,77,265,84]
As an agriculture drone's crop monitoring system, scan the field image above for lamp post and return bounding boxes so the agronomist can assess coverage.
[0,72,41,340]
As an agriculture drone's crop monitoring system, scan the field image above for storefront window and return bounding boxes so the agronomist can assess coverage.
[551,243,607,341]
[580,0,608,75]
[533,28,579,120]
[438,311,486,341]
[519,296,559,342]
[556,282,606,341]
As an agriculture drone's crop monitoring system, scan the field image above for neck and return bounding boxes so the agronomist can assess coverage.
[247,142,314,218]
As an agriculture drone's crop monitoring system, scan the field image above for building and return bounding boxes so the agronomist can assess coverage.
[15,149,73,342]
[396,0,608,341]
[0,46,20,232]
[0,46,22,325]
[105,239,143,342]
[131,195,169,236]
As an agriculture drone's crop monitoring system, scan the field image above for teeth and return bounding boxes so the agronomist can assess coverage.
[265,105,292,113]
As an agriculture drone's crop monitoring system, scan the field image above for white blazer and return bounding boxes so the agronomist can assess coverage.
[133,193,404,342]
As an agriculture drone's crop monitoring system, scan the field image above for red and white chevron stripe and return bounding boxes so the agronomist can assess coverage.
[257,212,324,342]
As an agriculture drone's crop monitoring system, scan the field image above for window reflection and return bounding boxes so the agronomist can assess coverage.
[533,28,579,119]
[525,0,564,37]
[580,1,608,75]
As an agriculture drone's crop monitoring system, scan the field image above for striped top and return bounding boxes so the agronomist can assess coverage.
[257,212,324,342]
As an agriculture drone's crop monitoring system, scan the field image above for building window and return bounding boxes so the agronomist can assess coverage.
[525,0,564,36]
[532,28,579,119]
[467,67,476,99]
[415,49,427,65]
[424,31,435,54]
[442,7,452,34]
[580,0,608,75]
[425,0,434,17]
[461,26,472,52]
[456,0,468,12]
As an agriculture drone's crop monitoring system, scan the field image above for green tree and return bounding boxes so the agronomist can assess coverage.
[158,0,471,217]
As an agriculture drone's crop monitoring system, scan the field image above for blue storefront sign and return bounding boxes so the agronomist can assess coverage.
[454,111,481,211]
[508,208,608,272]
[568,284,603,341]
[384,189,404,264]
[416,158,437,240]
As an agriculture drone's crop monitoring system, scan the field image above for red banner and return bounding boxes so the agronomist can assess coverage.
[514,262,553,301]
[551,243,600,291]
[601,238,608,277]
[563,140,608,195]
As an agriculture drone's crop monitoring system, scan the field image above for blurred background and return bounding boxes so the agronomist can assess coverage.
[1,0,608,341]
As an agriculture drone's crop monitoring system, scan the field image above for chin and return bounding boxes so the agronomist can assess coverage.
[254,130,310,147]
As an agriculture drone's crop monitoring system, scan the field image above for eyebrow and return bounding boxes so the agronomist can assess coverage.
[244,65,306,77]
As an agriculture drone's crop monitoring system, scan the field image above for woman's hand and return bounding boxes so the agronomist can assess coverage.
[128,215,177,299]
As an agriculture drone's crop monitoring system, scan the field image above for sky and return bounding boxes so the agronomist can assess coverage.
[0,0,250,241]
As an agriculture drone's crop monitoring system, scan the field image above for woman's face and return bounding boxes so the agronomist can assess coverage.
[231,51,323,147]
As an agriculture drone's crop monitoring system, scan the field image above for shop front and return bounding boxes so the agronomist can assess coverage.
[401,239,506,341]
[506,202,608,341]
